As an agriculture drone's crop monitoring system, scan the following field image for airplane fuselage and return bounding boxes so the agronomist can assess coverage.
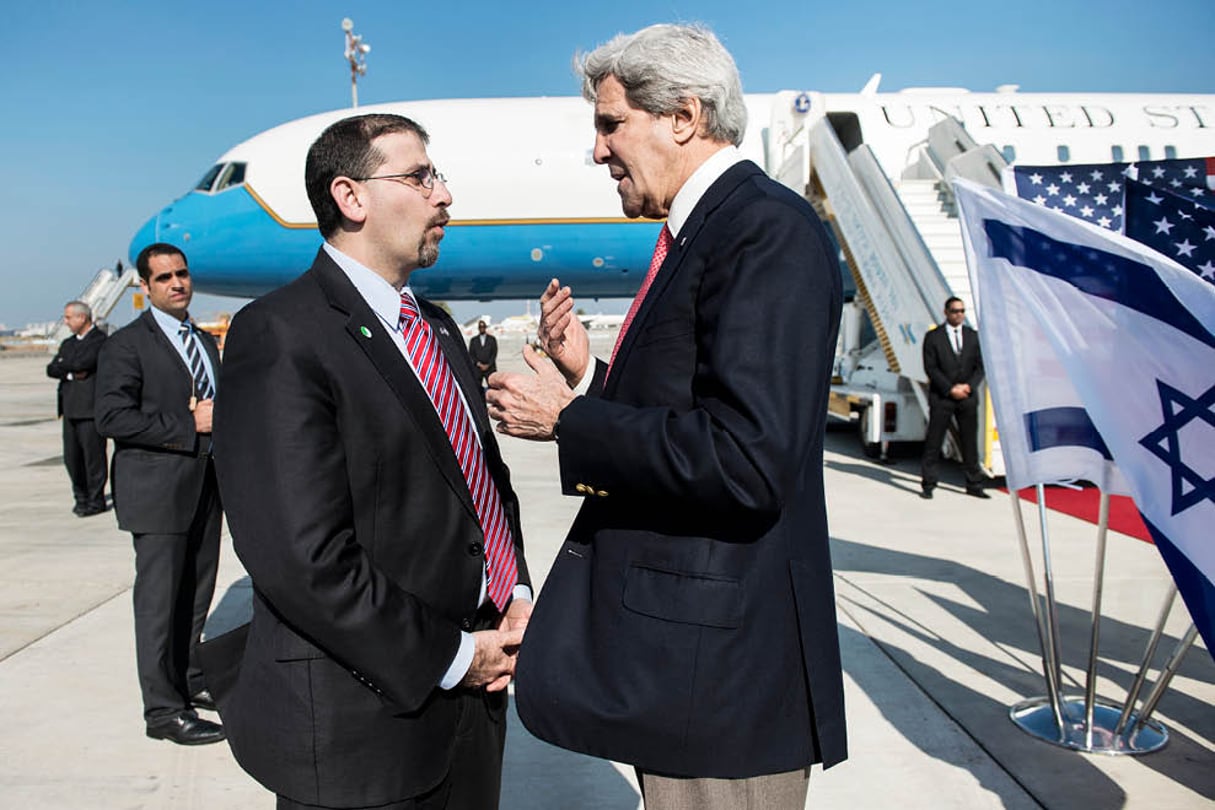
[131,88,1214,300]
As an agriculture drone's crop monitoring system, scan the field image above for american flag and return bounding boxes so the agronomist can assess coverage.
[1006,157,1215,231]
[1124,178,1215,285]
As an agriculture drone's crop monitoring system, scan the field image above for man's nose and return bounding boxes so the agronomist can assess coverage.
[431,177,453,206]
[592,134,610,164]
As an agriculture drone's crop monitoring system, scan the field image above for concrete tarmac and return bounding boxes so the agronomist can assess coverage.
[0,334,1211,809]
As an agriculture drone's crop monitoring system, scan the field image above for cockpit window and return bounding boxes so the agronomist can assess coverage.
[216,162,247,191]
[195,164,223,192]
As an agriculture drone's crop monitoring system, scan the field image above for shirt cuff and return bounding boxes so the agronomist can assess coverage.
[570,358,599,396]
[513,584,534,604]
[439,632,475,690]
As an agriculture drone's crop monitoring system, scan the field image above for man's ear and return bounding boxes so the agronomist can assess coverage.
[670,96,704,145]
[331,176,367,225]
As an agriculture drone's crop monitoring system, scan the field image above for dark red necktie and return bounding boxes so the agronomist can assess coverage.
[399,292,517,610]
[607,224,672,378]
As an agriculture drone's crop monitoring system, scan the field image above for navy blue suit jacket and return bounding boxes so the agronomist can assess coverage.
[516,160,847,777]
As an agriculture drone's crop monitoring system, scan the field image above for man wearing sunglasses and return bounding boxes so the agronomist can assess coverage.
[920,296,989,499]
[213,114,530,810]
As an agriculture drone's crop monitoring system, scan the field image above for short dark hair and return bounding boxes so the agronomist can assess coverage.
[305,114,430,238]
[944,296,963,312]
[135,243,187,282]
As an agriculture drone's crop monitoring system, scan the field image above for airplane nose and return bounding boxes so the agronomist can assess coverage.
[129,212,159,265]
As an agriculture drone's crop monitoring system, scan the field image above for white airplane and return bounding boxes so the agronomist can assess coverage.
[130,80,1213,302]
[129,80,1213,469]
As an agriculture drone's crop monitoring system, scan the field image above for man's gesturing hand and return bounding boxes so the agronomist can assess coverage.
[538,279,589,387]
[486,346,576,441]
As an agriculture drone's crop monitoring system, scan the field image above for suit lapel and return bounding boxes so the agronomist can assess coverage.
[311,251,478,518]
[140,310,195,385]
[606,161,763,393]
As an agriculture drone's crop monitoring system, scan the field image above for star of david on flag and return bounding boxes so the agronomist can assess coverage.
[955,178,1215,660]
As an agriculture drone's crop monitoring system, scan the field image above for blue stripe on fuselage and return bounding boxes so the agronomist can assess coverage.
[132,186,660,300]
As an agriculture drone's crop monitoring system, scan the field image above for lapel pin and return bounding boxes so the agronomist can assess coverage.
[439,326,450,336]
[359,326,372,338]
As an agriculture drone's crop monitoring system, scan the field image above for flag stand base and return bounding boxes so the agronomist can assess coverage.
[1009,696,1167,755]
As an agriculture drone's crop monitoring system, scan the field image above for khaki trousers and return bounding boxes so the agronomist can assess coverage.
[638,767,810,810]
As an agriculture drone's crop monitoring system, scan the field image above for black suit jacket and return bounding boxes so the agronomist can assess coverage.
[516,161,847,777]
[47,327,107,418]
[213,249,529,807]
[923,323,984,401]
[95,310,220,534]
[467,332,498,372]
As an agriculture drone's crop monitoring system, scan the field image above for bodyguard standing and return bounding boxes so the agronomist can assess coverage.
[467,319,498,388]
[47,301,108,516]
[920,296,989,499]
[95,243,225,745]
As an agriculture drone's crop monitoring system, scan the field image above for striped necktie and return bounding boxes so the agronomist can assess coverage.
[398,292,517,611]
[607,224,672,379]
[178,322,215,400]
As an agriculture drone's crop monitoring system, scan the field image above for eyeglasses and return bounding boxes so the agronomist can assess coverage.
[947,308,965,314]
[357,166,448,197]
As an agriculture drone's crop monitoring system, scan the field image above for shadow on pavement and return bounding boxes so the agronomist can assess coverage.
[834,537,1215,803]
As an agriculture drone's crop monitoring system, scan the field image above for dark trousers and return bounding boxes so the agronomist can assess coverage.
[276,603,508,810]
[63,417,107,511]
[275,689,507,810]
[921,394,983,490]
[132,465,222,724]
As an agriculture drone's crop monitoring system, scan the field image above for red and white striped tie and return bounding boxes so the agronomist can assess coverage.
[399,292,517,611]
[607,224,672,379]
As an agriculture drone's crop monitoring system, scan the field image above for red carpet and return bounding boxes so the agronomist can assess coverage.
[1002,485,1151,543]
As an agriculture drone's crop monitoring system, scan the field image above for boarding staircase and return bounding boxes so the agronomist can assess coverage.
[766,92,1007,473]
[49,262,138,344]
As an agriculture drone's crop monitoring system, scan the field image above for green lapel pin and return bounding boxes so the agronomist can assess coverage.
[359,326,372,338]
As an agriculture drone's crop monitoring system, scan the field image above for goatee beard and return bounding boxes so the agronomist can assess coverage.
[418,239,439,268]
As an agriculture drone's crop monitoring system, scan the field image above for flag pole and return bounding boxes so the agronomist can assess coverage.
[1083,491,1110,749]
[1035,485,1066,702]
[1127,624,1197,739]
[1009,488,1065,733]
[1114,584,1177,736]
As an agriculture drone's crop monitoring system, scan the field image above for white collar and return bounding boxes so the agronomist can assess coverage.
[666,145,744,239]
[323,242,413,328]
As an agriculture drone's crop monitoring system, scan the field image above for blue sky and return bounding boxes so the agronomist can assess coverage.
[1,0,1212,329]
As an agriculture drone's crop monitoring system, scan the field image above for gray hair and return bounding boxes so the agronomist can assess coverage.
[65,300,92,320]
[577,23,747,147]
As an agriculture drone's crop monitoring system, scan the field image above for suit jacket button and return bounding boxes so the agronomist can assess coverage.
[596,490,609,498]
[460,618,473,631]
[575,483,590,494]
[468,542,483,557]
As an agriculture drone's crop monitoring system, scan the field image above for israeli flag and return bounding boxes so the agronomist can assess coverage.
[955,179,1215,656]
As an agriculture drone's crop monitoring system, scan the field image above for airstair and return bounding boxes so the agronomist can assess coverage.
[49,262,138,344]
[766,92,1007,474]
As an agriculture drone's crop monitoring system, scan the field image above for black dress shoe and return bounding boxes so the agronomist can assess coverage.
[146,711,226,746]
[919,488,934,499]
[966,488,992,499]
[77,505,107,517]
[191,689,217,711]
